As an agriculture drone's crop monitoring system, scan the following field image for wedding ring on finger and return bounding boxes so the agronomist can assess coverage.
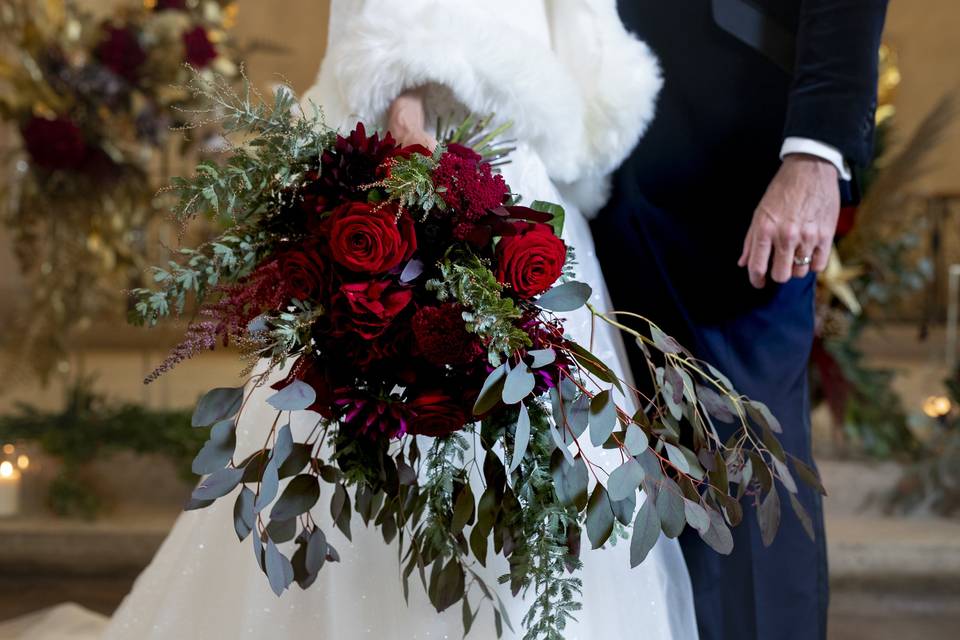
[793,254,812,267]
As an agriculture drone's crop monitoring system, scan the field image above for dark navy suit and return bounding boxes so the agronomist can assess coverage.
[592,1,887,638]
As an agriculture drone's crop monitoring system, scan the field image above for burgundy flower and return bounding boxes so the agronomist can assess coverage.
[21,116,87,171]
[336,393,410,440]
[407,391,469,437]
[496,223,566,298]
[95,25,146,83]
[335,280,413,339]
[326,201,416,274]
[412,304,484,366]
[183,26,218,68]
[317,123,398,201]
[278,245,326,301]
[154,0,187,10]
[432,147,509,221]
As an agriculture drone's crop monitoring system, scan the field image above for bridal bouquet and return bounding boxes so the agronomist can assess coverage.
[131,76,821,639]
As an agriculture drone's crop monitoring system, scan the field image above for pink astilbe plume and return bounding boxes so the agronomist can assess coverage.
[145,261,286,383]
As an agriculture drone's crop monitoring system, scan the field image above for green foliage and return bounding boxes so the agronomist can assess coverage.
[381,147,447,215]
[0,381,202,518]
[427,249,531,364]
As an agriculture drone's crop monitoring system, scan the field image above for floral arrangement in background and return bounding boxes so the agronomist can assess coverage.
[129,76,819,638]
[811,44,954,458]
[0,0,241,381]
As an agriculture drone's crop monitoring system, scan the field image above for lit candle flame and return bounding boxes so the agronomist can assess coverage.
[0,461,13,478]
[16,455,29,471]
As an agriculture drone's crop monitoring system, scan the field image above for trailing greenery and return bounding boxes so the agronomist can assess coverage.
[0,381,201,518]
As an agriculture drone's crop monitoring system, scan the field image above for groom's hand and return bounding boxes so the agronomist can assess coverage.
[738,154,841,288]
[386,89,437,150]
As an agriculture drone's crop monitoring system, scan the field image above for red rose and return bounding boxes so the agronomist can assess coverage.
[95,26,146,83]
[21,116,87,171]
[278,245,326,301]
[337,280,413,339]
[496,223,566,298]
[183,26,218,68]
[407,391,469,437]
[326,202,416,274]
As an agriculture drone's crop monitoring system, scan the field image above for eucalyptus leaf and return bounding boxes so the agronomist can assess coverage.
[531,199,565,237]
[585,485,615,549]
[789,493,816,541]
[611,491,637,526]
[624,424,648,456]
[271,474,320,521]
[700,507,734,555]
[656,483,686,538]
[265,539,295,596]
[536,281,592,312]
[473,364,507,415]
[630,498,661,567]
[192,419,237,475]
[192,387,244,427]
[233,486,255,541]
[759,487,781,547]
[683,499,711,534]
[451,484,475,535]
[502,362,535,405]
[589,390,617,447]
[273,423,294,467]
[266,516,297,543]
[607,459,644,502]
[509,403,531,474]
[550,451,589,510]
[254,459,280,513]
[650,325,682,355]
[192,466,244,501]
[267,380,316,412]
[527,349,556,368]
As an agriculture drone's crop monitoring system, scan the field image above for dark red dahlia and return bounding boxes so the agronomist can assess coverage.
[21,116,87,171]
[433,147,509,221]
[336,393,410,439]
[412,304,484,367]
[183,26,218,68]
[316,123,398,202]
[95,25,146,83]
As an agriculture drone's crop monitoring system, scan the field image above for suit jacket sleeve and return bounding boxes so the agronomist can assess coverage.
[783,0,888,168]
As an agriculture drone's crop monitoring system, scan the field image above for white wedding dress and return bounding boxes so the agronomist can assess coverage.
[1,2,701,638]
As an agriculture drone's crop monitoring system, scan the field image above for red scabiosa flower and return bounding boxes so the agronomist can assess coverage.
[326,201,416,274]
[95,25,146,83]
[21,116,88,171]
[496,223,567,298]
[183,26,218,68]
[412,304,484,367]
[432,145,509,221]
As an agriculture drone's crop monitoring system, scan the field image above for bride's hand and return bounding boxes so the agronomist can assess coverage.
[386,89,437,150]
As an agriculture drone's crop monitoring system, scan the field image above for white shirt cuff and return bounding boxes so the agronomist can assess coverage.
[780,137,852,181]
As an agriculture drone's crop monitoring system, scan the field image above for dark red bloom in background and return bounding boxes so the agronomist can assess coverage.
[407,391,469,437]
[95,25,146,83]
[278,245,326,301]
[433,145,509,221]
[154,0,187,10]
[496,223,567,298]
[183,26,218,68]
[412,304,484,366]
[326,202,416,274]
[335,280,413,339]
[337,393,410,439]
[21,116,88,171]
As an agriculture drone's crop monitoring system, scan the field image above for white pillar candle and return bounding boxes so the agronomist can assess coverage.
[0,461,21,517]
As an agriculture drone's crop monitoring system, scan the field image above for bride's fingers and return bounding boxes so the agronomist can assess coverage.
[747,226,773,288]
[738,225,753,268]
